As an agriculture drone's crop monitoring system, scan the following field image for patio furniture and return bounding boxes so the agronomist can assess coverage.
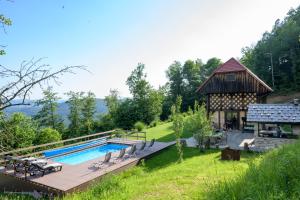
[136,142,146,155]
[111,148,126,163]
[146,139,155,151]
[124,144,137,158]
[29,162,62,177]
[93,152,112,169]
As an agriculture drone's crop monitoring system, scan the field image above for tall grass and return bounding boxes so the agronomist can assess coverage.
[208,141,300,200]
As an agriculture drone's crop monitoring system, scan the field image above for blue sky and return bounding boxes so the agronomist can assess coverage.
[1,0,299,99]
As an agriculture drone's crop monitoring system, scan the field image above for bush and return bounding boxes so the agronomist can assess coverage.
[208,141,300,200]
[35,127,62,145]
[183,103,212,152]
[134,121,145,132]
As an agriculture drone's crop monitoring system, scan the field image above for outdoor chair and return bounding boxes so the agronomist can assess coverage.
[93,152,112,169]
[111,148,126,164]
[136,141,147,155]
[145,139,155,151]
[124,144,137,158]
[29,162,62,177]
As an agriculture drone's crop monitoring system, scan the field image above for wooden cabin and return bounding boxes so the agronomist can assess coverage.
[197,58,273,130]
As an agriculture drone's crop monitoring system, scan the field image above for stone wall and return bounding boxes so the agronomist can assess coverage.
[253,137,297,151]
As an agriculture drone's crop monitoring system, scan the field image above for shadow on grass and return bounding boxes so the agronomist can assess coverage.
[143,146,219,172]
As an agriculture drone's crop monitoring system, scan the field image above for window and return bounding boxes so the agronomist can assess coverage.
[225,73,236,81]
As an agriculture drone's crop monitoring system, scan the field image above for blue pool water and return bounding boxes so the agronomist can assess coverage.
[52,143,129,165]
[43,139,107,158]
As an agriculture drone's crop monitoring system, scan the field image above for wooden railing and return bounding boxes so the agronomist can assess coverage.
[122,131,147,142]
[0,130,115,158]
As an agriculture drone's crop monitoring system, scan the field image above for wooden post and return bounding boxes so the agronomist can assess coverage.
[206,94,210,118]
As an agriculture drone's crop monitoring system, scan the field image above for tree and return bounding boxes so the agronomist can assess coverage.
[124,63,163,125]
[34,87,64,133]
[0,112,37,149]
[115,99,139,129]
[240,5,300,92]
[184,102,213,152]
[81,92,96,134]
[66,91,84,138]
[166,61,184,102]
[171,96,184,163]
[0,58,86,111]
[103,89,120,128]
[35,127,61,145]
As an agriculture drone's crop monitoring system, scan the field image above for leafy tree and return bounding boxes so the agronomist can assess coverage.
[81,92,96,134]
[103,89,120,128]
[184,102,213,152]
[66,91,84,138]
[123,63,163,126]
[34,87,64,133]
[171,96,184,163]
[163,58,221,118]
[0,113,37,149]
[35,127,61,145]
[166,61,184,102]
[241,6,300,92]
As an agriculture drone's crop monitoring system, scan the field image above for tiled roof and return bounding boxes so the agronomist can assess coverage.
[247,103,300,124]
[214,58,246,73]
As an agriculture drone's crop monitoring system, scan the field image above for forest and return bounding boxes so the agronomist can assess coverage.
[0,5,300,151]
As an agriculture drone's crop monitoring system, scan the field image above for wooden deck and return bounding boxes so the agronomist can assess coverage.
[0,140,175,196]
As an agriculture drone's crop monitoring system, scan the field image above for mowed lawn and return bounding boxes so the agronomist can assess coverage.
[65,147,258,200]
[145,121,193,142]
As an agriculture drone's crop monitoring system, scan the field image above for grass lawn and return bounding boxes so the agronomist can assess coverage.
[145,121,193,142]
[65,147,259,200]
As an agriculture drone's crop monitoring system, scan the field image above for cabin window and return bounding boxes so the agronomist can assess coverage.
[225,73,236,81]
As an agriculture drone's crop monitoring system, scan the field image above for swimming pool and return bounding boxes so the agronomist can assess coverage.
[52,143,129,165]
[43,138,107,158]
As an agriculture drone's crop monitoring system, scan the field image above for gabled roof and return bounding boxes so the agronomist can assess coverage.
[196,57,273,94]
[247,103,300,124]
[214,58,245,73]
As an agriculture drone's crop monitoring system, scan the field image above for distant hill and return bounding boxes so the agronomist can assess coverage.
[4,99,108,123]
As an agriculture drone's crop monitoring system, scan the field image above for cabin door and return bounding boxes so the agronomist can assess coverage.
[225,111,239,130]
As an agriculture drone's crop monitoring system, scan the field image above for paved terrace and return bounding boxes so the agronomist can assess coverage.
[0,140,175,195]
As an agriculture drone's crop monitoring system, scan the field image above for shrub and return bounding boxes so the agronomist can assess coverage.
[183,102,212,152]
[35,127,61,145]
[134,121,145,132]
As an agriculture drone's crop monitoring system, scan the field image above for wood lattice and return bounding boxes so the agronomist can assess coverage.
[209,93,256,111]
[243,93,256,109]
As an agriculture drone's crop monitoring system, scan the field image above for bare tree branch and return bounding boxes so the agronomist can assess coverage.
[0,58,87,111]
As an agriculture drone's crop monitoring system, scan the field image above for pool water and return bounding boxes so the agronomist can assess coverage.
[52,143,128,165]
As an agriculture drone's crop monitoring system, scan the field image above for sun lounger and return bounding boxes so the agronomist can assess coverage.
[29,162,62,177]
[93,152,112,169]
[145,139,155,151]
[111,148,126,163]
[124,144,137,158]
[136,142,146,155]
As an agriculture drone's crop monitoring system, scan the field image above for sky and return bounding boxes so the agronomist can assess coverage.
[1,0,299,99]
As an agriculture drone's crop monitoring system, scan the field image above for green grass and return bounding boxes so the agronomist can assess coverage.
[64,147,258,200]
[145,121,193,142]
[208,141,300,200]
